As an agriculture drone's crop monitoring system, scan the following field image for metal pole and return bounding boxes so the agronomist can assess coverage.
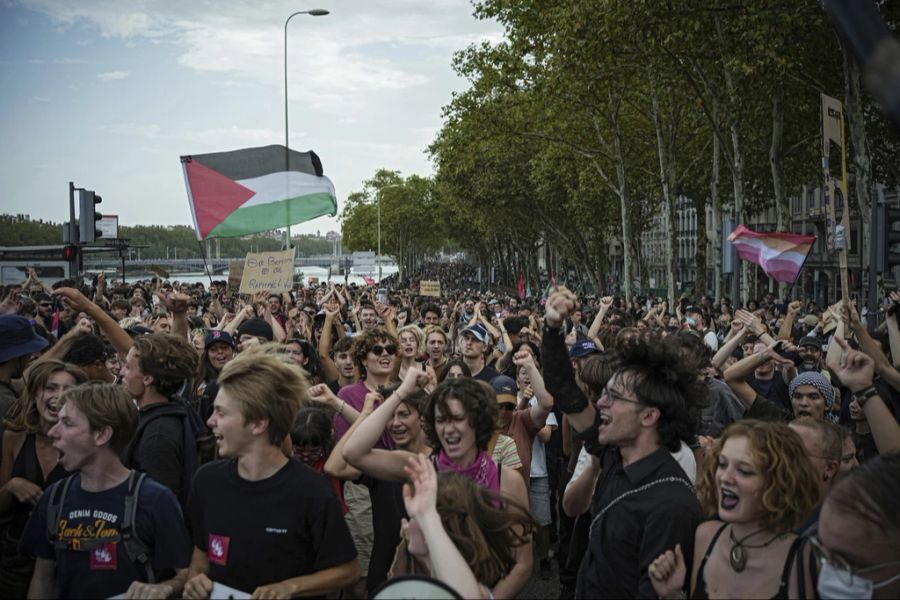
[284,9,329,251]
[377,190,382,283]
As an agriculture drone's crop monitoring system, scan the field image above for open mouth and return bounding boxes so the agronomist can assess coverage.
[443,434,461,451]
[378,358,392,368]
[720,488,739,510]
[598,413,611,428]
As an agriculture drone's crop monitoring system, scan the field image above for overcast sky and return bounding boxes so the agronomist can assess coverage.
[0,0,501,238]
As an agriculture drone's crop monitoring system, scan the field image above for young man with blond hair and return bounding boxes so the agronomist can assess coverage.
[20,383,192,599]
[183,351,358,599]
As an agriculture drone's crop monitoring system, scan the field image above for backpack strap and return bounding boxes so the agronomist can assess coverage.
[120,470,155,584]
[46,474,75,548]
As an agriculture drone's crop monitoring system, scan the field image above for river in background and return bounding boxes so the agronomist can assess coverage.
[118,264,399,287]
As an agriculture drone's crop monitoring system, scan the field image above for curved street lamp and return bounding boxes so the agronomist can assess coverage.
[284,9,329,248]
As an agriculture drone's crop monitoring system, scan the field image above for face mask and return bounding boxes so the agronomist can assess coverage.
[818,561,874,599]
[685,317,697,328]
[817,561,900,600]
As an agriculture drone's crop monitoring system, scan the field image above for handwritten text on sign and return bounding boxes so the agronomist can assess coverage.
[239,249,296,294]
[420,280,441,297]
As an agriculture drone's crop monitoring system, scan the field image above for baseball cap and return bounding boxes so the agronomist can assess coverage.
[461,323,489,344]
[797,336,821,350]
[0,315,49,363]
[204,330,236,349]
[491,375,518,404]
[570,339,600,359]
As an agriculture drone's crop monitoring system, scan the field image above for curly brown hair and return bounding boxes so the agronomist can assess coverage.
[424,378,497,451]
[697,420,821,532]
[436,471,535,586]
[132,333,199,396]
[351,327,398,379]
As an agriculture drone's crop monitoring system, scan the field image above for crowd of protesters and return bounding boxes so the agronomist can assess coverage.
[0,263,897,599]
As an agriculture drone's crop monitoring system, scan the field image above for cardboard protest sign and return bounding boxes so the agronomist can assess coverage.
[420,280,441,297]
[239,249,295,295]
[149,264,170,279]
[227,261,244,294]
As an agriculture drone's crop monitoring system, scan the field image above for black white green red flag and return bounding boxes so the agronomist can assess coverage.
[180,145,337,240]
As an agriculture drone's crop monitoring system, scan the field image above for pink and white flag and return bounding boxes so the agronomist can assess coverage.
[727,225,816,284]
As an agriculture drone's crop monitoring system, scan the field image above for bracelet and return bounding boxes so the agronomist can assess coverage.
[851,386,878,407]
[338,400,346,414]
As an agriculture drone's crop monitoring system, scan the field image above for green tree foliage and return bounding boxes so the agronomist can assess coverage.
[386,0,898,297]
[0,215,333,258]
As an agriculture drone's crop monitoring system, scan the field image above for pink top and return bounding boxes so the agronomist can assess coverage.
[434,449,501,500]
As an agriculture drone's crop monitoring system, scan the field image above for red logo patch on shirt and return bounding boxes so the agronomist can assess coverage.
[90,543,118,570]
[208,534,230,566]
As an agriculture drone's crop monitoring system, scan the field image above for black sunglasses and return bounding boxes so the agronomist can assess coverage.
[371,344,397,356]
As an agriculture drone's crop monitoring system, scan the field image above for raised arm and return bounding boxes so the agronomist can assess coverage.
[587,296,613,340]
[308,384,361,424]
[513,350,553,428]
[734,309,777,346]
[827,336,900,455]
[318,308,341,382]
[777,301,801,341]
[156,291,191,341]
[541,288,596,434]
[711,321,749,372]
[324,392,377,481]
[341,370,428,482]
[402,454,488,599]
[722,342,787,410]
[52,287,133,357]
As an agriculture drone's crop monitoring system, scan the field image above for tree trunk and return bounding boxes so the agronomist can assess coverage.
[649,78,678,308]
[770,94,790,299]
[711,100,723,301]
[609,91,634,305]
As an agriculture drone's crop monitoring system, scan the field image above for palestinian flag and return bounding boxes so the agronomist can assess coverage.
[181,145,337,240]
[727,225,815,284]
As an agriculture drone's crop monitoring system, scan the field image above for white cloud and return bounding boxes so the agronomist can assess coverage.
[97,70,129,81]
[19,0,502,116]
[54,57,89,64]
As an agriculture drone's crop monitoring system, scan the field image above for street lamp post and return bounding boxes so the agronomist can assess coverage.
[284,8,329,249]
[377,192,382,283]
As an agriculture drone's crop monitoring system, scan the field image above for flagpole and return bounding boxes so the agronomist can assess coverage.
[785,245,813,302]
[284,8,329,250]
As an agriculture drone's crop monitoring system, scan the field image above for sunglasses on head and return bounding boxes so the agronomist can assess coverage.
[372,344,397,356]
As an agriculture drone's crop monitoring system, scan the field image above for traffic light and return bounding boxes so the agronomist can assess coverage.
[875,202,900,272]
[63,244,77,261]
[79,190,103,243]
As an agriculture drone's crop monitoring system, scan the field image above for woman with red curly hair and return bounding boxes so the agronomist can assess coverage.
[649,420,820,599]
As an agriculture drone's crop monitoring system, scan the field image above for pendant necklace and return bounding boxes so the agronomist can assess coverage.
[728,527,782,572]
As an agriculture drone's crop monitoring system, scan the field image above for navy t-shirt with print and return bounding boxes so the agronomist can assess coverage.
[187,458,357,595]
[18,472,192,599]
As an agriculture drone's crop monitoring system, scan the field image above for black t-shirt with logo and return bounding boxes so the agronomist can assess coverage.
[19,473,191,599]
[187,458,357,595]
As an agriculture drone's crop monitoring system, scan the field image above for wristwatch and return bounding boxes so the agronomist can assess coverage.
[851,386,878,407]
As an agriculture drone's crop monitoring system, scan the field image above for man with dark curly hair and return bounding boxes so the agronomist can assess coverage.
[541,287,706,599]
